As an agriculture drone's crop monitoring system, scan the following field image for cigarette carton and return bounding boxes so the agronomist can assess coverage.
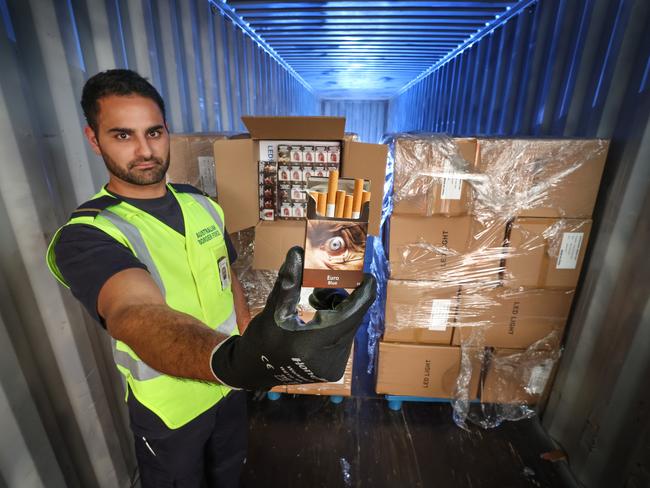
[302,177,370,288]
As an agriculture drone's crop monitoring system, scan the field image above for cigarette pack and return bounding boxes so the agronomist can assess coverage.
[302,177,370,288]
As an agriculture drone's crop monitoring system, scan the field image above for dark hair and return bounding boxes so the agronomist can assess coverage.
[81,69,165,133]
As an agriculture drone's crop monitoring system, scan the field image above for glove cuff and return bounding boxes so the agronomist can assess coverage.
[210,336,242,390]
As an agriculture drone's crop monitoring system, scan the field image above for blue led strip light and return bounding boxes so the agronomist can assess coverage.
[396,0,539,97]
[0,0,16,42]
[208,0,314,93]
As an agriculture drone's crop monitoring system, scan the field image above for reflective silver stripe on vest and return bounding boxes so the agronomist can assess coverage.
[100,210,167,298]
[112,339,162,381]
[217,310,237,335]
[187,194,224,234]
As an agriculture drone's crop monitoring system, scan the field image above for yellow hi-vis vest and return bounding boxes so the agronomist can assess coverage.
[46,183,237,429]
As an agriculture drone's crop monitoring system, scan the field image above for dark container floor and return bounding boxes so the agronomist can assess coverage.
[242,395,578,488]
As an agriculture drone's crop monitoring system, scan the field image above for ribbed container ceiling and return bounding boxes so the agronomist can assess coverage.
[228,0,521,98]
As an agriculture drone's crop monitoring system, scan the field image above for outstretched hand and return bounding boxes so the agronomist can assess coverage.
[210,246,376,390]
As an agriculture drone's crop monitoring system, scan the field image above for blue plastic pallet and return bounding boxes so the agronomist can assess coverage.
[385,395,453,411]
[267,391,344,404]
[385,395,480,411]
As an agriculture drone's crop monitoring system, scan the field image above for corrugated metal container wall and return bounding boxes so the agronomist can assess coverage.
[0,1,316,487]
[386,1,650,486]
[321,100,388,143]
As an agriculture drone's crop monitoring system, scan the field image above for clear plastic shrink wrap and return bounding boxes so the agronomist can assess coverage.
[391,134,479,217]
[385,282,574,348]
[229,227,277,313]
[454,332,563,429]
[384,134,608,429]
[472,138,608,221]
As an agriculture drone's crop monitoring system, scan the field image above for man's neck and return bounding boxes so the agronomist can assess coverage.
[106,178,167,199]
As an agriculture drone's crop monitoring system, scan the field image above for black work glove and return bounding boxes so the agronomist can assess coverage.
[211,246,376,390]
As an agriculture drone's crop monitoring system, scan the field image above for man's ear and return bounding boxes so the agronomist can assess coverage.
[84,126,102,156]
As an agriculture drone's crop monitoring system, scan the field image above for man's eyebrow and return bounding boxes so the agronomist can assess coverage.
[107,127,134,134]
[106,125,165,134]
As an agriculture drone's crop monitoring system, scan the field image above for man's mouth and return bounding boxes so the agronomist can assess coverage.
[132,161,159,170]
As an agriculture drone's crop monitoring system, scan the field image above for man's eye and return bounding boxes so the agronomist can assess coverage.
[324,236,346,254]
[149,130,161,138]
[116,133,129,140]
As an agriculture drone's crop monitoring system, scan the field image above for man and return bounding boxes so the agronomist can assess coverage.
[46,69,375,488]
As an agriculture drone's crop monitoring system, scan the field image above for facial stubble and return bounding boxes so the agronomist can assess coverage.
[100,148,170,186]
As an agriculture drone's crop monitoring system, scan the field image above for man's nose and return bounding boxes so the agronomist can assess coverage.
[134,135,154,159]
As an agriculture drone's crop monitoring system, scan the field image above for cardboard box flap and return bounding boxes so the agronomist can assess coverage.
[242,116,346,141]
[343,141,388,236]
[213,139,258,232]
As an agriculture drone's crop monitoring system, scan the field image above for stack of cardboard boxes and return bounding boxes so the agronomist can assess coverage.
[377,137,485,400]
[377,136,609,406]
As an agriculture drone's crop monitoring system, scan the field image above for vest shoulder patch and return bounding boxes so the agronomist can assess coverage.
[70,195,119,219]
[169,183,208,197]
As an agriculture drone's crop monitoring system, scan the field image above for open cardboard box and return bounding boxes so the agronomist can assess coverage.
[214,116,388,270]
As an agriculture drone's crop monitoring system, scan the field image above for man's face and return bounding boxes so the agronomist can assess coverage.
[84,95,170,186]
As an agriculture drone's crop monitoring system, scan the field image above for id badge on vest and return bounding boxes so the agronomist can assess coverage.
[218,256,231,291]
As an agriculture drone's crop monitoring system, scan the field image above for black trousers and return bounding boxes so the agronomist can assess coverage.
[132,391,248,488]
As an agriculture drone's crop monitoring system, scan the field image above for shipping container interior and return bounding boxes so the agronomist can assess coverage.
[1,0,649,487]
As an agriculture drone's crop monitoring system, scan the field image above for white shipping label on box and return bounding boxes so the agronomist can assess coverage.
[556,232,584,269]
[198,156,216,197]
[440,161,463,200]
[428,299,452,331]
